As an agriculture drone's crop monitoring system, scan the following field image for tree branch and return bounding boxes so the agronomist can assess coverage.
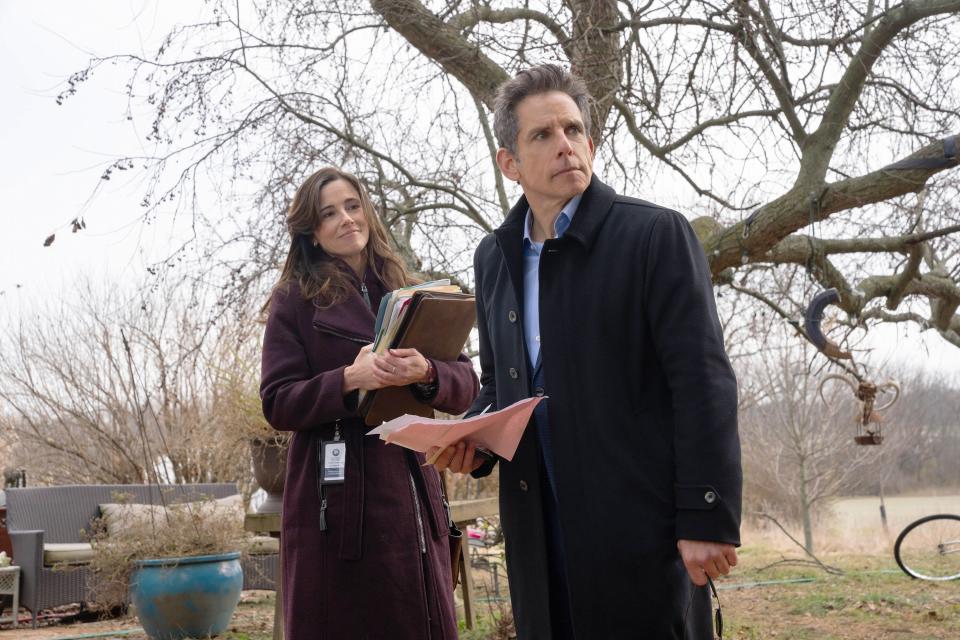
[857,271,960,331]
[800,0,960,186]
[752,511,844,574]
[565,0,623,136]
[611,16,737,34]
[223,58,496,232]
[740,229,960,345]
[472,93,510,218]
[370,0,509,109]
[611,99,751,209]
[766,224,960,258]
[448,6,572,59]
[707,134,960,272]
[733,1,807,144]
[887,244,926,310]
[609,13,864,48]
[724,278,865,378]
[858,307,928,326]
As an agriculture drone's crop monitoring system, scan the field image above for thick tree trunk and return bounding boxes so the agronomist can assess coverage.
[799,457,814,554]
[564,0,623,138]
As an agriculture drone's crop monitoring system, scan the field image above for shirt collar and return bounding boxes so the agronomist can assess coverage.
[523,193,583,247]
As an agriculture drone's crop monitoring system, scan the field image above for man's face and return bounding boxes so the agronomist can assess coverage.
[497,91,595,211]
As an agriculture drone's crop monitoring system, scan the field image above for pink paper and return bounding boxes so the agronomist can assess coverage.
[365,397,544,461]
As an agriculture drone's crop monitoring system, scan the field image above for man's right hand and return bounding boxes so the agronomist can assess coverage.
[427,441,484,474]
[677,539,738,586]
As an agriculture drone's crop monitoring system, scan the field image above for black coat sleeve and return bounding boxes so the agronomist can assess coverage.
[643,211,742,545]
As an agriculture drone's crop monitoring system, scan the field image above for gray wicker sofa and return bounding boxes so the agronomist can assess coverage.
[6,483,278,628]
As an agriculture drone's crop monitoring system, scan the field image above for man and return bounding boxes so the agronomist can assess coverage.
[431,65,741,639]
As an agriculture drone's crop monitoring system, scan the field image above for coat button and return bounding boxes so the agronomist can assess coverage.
[519,480,528,492]
[534,387,545,397]
[704,491,717,504]
[509,367,519,379]
[508,310,517,323]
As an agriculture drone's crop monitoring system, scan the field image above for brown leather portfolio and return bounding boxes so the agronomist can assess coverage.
[359,291,475,425]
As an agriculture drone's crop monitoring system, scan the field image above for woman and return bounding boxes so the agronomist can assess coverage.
[260,167,479,639]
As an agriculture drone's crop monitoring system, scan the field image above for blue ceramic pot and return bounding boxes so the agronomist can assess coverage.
[130,552,243,640]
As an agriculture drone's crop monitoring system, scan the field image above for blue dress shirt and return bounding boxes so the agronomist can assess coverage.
[522,196,581,631]
[522,194,582,369]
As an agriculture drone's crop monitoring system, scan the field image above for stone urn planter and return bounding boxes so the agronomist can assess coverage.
[130,551,243,640]
[250,437,288,514]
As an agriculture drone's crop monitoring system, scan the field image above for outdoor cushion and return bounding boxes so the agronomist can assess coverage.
[249,535,280,555]
[44,542,95,565]
[179,493,244,524]
[98,494,243,537]
[97,502,163,537]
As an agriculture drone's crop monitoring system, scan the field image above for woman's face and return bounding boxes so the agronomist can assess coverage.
[313,179,370,266]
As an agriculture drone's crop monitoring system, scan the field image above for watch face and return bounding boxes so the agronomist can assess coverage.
[414,381,439,397]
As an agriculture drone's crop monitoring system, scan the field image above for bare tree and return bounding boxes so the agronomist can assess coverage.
[0,280,258,495]
[54,0,960,358]
[739,338,888,553]
[737,341,960,550]
[864,366,960,493]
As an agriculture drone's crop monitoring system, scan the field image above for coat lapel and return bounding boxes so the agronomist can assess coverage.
[493,194,529,310]
[312,290,376,342]
[493,175,617,298]
[494,176,615,379]
[562,175,616,251]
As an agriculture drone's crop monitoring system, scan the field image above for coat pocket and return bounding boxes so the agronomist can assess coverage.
[410,454,447,541]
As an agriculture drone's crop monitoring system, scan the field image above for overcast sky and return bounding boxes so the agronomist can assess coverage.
[0,1,957,378]
[0,1,198,301]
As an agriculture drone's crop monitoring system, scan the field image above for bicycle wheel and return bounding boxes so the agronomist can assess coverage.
[894,514,960,581]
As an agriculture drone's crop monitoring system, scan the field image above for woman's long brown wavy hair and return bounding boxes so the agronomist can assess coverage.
[264,167,411,312]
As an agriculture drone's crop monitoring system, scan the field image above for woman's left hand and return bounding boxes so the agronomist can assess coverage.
[372,348,431,387]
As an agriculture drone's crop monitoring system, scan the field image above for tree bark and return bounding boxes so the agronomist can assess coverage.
[564,0,623,138]
[370,0,509,108]
[704,134,960,274]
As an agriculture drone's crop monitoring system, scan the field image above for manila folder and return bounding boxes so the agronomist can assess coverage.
[360,291,475,425]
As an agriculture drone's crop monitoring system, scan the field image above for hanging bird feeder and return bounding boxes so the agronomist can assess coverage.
[819,375,901,445]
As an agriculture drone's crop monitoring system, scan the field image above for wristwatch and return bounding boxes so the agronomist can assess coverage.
[411,359,439,400]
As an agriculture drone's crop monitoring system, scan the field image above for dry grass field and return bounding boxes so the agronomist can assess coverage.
[463,495,960,639]
[826,494,960,551]
[703,494,960,639]
[720,548,960,639]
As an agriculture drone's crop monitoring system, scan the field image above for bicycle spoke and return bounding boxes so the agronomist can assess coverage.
[895,514,960,581]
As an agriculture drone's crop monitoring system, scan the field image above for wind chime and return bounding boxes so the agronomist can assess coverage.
[818,375,901,445]
[804,288,901,445]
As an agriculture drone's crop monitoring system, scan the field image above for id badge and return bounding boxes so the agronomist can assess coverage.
[319,440,346,484]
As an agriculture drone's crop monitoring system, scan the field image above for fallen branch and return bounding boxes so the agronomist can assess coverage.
[752,511,845,575]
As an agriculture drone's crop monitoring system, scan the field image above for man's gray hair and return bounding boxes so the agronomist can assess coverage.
[493,64,593,155]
